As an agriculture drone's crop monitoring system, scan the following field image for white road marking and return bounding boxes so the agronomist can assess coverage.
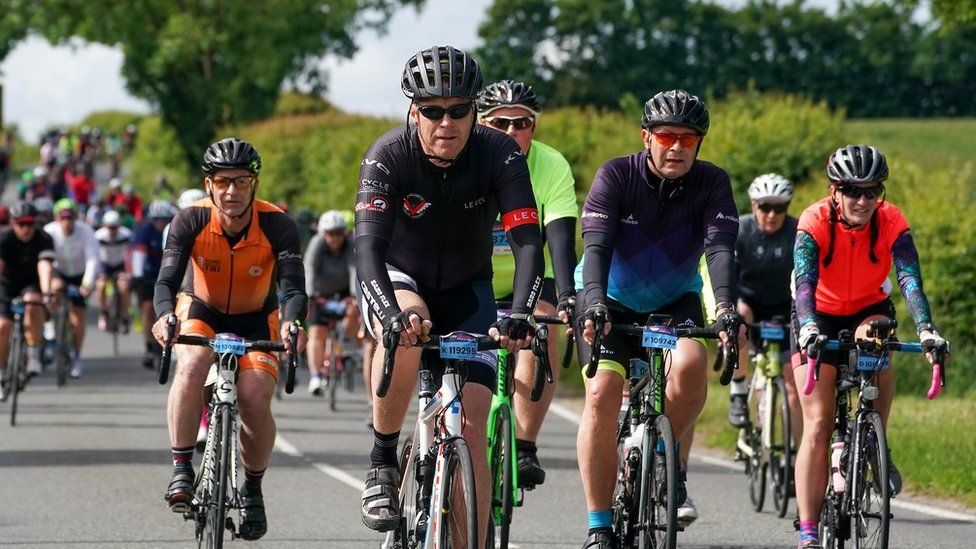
[274,434,362,491]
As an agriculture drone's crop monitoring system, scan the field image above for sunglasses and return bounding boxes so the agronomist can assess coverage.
[756,202,789,214]
[485,116,535,131]
[652,131,701,148]
[837,184,884,200]
[416,102,474,121]
[324,229,345,237]
[14,220,35,228]
[210,175,256,191]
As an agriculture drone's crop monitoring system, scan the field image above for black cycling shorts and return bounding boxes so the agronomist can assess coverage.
[790,298,895,366]
[55,272,87,308]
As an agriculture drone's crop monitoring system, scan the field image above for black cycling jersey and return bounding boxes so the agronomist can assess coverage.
[0,227,55,290]
[736,213,797,310]
[355,124,544,323]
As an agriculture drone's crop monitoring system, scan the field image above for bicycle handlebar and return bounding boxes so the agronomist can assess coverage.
[585,321,723,379]
[532,314,575,370]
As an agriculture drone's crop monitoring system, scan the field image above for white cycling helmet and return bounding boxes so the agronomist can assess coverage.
[102,210,122,227]
[33,166,48,178]
[109,177,122,189]
[748,173,794,203]
[318,210,346,233]
[178,188,207,209]
[148,200,178,220]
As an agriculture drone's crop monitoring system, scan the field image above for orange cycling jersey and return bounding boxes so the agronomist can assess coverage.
[154,198,306,322]
[797,197,909,316]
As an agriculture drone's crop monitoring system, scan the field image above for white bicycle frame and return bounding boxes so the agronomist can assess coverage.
[736,342,783,460]
[197,350,242,512]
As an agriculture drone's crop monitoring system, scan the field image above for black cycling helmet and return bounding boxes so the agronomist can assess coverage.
[476,79,540,115]
[641,89,710,135]
[401,46,484,100]
[827,144,889,185]
[201,137,262,175]
[9,200,39,222]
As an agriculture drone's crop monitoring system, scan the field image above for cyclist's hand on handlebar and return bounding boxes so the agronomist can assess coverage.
[556,293,576,329]
[715,306,744,347]
[151,314,180,346]
[920,328,948,364]
[384,311,431,348]
[79,284,92,298]
[797,322,820,353]
[490,314,534,354]
[280,320,307,354]
[578,303,611,346]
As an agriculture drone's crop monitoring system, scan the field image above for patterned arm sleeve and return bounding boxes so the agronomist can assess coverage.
[891,230,935,333]
[793,230,820,327]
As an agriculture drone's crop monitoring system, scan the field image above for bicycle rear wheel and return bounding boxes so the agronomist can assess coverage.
[851,411,889,549]
[437,437,478,549]
[820,485,847,548]
[8,323,26,426]
[489,404,515,549]
[639,414,678,549]
[109,281,120,357]
[201,407,231,549]
[55,303,70,387]
[770,375,793,518]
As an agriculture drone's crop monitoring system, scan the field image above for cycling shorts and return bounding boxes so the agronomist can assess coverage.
[174,293,280,379]
[574,292,705,379]
[97,262,126,279]
[359,266,498,392]
[55,272,87,308]
[0,283,39,319]
[790,298,895,367]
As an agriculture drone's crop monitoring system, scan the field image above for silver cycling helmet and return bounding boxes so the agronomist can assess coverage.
[748,173,794,203]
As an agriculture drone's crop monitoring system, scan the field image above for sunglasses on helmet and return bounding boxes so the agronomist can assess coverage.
[416,102,475,121]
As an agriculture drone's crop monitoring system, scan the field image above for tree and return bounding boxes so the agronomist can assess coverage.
[0,0,423,170]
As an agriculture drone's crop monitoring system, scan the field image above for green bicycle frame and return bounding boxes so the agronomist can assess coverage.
[486,347,523,522]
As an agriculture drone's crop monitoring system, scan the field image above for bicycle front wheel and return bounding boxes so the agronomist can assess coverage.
[488,404,515,549]
[851,411,890,549]
[55,305,70,387]
[639,414,678,549]
[437,437,478,549]
[201,407,231,549]
[770,375,793,518]
[8,324,26,426]
[327,353,339,412]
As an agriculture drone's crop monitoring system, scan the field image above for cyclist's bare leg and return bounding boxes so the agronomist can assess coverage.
[792,352,838,523]
[578,369,625,511]
[0,318,12,365]
[664,340,708,450]
[167,341,213,448]
[370,289,429,436]
[141,300,154,341]
[735,301,755,376]
[462,383,493,549]
[678,424,694,470]
[95,274,108,312]
[361,334,375,405]
[855,316,894,426]
[513,300,559,442]
[237,367,278,472]
[69,305,86,349]
[24,292,45,345]
[782,355,804,445]
[307,324,326,379]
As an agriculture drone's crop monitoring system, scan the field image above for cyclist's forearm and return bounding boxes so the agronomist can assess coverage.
[793,231,820,327]
[580,230,613,309]
[892,231,935,332]
[153,250,190,318]
[704,231,737,308]
[545,217,578,299]
[508,223,545,315]
[277,261,308,323]
[38,259,54,295]
[355,233,400,322]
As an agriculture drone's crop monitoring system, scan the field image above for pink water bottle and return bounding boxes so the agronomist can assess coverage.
[830,441,847,493]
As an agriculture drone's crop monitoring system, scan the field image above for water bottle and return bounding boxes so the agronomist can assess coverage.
[830,440,847,493]
[618,387,630,425]
[623,422,645,455]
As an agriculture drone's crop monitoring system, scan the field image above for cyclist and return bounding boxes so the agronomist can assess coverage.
[132,200,179,369]
[0,202,55,397]
[45,198,98,379]
[727,174,800,432]
[303,210,357,395]
[356,46,544,548]
[791,145,947,549]
[477,79,579,488]
[574,90,742,547]
[151,137,308,541]
[94,210,133,333]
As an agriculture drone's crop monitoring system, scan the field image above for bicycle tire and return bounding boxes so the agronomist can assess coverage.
[770,375,793,518]
[748,429,767,512]
[820,488,846,549]
[437,437,478,549]
[109,280,120,357]
[385,434,418,549]
[202,407,231,549]
[850,411,890,549]
[328,352,339,412]
[489,404,515,549]
[639,414,678,549]
[8,322,25,426]
[55,303,70,387]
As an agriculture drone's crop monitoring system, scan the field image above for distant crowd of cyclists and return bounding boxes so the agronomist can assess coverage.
[1,44,951,549]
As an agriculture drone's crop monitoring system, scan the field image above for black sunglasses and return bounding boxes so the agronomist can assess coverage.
[756,202,789,214]
[416,102,474,121]
[485,116,535,131]
[837,184,884,200]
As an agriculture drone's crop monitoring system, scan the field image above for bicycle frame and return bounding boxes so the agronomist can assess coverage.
[736,321,786,460]
[486,348,521,509]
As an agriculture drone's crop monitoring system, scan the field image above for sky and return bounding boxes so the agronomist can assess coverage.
[0,0,841,141]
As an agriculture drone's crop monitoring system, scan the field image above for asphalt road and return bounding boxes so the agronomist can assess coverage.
[1,319,973,549]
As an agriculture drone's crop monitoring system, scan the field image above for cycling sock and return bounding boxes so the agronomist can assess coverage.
[27,345,40,360]
[730,376,748,395]
[799,520,819,542]
[370,429,400,468]
[516,439,537,455]
[172,446,194,467]
[245,468,266,486]
[587,509,612,532]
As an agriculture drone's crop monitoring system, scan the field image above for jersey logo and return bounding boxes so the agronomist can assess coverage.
[403,193,431,218]
[249,266,263,277]
[621,214,639,225]
[464,196,487,209]
[505,150,525,166]
[356,196,389,213]
[361,158,391,176]
[715,212,739,222]
[360,178,391,192]
[198,257,220,272]
[582,210,608,219]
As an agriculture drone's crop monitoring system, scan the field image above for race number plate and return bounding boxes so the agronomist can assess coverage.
[642,326,677,350]
[214,334,247,356]
[492,222,511,255]
[760,322,785,341]
[440,332,478,360]
[856,352,885,371]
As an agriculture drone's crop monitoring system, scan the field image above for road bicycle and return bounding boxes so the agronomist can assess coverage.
[52,284,82,386]
[103,272,130,357]
[380,327,546,549]
[485,308,554,549]
[733,318,794,518]
[2,295,46,426]
[311,296,359,410]
[158,317,298,549]
[804,319,948,549]
[587,312,731,549]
